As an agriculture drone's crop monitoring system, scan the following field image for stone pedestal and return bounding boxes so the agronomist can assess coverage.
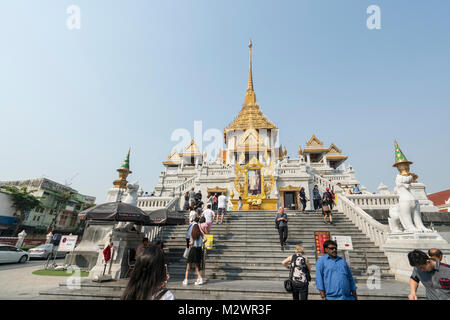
[410,183,438,213]
[383,232,450,282]
[89,228,143,281]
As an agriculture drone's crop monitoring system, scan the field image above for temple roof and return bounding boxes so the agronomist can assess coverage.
[183,140,201,156]
[225,41,277,133]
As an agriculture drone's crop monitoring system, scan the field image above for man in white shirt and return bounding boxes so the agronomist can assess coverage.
[201,204,215,233]
[216,193,227,224]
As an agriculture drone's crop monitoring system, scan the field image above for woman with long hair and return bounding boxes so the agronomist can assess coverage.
[121,246,174,300]
[183,223,206,286]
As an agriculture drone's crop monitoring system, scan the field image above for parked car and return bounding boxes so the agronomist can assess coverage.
[0,244,29,263]
[28,244,67,259]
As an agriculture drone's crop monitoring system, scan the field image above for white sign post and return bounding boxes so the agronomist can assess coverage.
[332,236,353,267]
[58,235,78,252]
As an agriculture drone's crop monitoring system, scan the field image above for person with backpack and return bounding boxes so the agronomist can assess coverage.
[121,246,174,300]
[282,245,311,300]
[275,207,288,251]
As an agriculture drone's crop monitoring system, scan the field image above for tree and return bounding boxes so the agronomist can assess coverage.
[1,186,42,236]
[48,191,76,231]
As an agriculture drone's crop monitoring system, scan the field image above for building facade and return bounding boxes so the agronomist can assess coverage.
[0,178,96,236]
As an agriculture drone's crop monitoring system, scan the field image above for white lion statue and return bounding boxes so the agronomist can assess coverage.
[122,182,139,206]
[388,174,432,233]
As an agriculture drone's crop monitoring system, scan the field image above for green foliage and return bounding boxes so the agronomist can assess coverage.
[1,186,42,236]
[32,269,89,277]
[1,185,41,214]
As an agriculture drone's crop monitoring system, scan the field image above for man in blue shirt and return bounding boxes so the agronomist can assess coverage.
[315,240,358,300]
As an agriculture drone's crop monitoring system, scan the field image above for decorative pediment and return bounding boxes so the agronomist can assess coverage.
[237,128,265,148]
[183,140,201,155]
[327,144,342,154]
[306,135,323,147]
[167,150,181,161]
[298,145,303,156]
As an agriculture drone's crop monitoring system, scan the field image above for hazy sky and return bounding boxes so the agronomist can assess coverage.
[0,1,449,202]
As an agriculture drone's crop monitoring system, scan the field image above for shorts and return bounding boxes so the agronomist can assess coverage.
[218,207,226,215]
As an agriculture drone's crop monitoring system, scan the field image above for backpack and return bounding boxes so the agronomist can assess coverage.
[289,254,310,285]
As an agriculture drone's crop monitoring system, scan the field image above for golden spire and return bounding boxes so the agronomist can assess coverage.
[244,39,257,106]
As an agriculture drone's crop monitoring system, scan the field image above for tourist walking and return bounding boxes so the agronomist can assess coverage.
[352,185,361,194]
[238,196,243,210]
[322,188,334,225]
[195,190,202,205]
[408,249,450,300]
[313,185,322,211]
[183,224,207,286]
[282,245,311,300]
[195,199,204,218]
[189,204,198,224]
[185,218,198,249]
[121,246,174,300]
[201,204,215,233]
[329,187,336,210]
[216,193,227,224]
[183,191,190,211]
[299,187,308,212]
[315,240,358,300]
[189,188,196,206]
[275,207,288,251]
[212,193,218,212]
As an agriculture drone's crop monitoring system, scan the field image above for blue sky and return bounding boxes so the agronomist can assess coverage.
[0,1,449,202]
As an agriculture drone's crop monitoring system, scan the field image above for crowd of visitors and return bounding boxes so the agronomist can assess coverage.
[122,185,448,301]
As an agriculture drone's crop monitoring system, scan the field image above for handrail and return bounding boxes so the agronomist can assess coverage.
[312,173,389,249]
[174,175,197,195]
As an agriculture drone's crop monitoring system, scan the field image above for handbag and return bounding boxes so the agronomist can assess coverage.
[284,279,293,292]
[183,247,190,259]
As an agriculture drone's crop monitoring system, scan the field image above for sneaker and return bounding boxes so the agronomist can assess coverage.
[323,221,327,224]
[195,278,203,285]
[182,279,188,286]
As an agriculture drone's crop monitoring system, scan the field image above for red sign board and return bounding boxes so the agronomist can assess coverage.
[314,231,331,255]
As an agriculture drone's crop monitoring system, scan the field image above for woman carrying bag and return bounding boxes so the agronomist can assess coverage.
[281,245,311,300]
[183,224,207,286]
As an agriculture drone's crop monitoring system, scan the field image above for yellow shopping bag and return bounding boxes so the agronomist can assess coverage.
[204,234,213,250]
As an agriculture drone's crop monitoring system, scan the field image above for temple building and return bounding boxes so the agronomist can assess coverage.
[133,41,360,211]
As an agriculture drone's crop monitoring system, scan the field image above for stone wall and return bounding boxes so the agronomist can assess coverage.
[365,209,450,226]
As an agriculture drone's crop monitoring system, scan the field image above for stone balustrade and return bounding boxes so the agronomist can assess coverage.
[313,173,389,249]
[137,197,173,209]
[174,176,197,194]
[338,193,390,249]
[346,194,399,209]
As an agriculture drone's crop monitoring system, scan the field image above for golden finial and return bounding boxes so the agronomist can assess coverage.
[244,39,256,106]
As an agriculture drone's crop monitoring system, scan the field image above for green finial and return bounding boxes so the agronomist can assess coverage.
[121,148,130,170]
[393,139,412,167]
